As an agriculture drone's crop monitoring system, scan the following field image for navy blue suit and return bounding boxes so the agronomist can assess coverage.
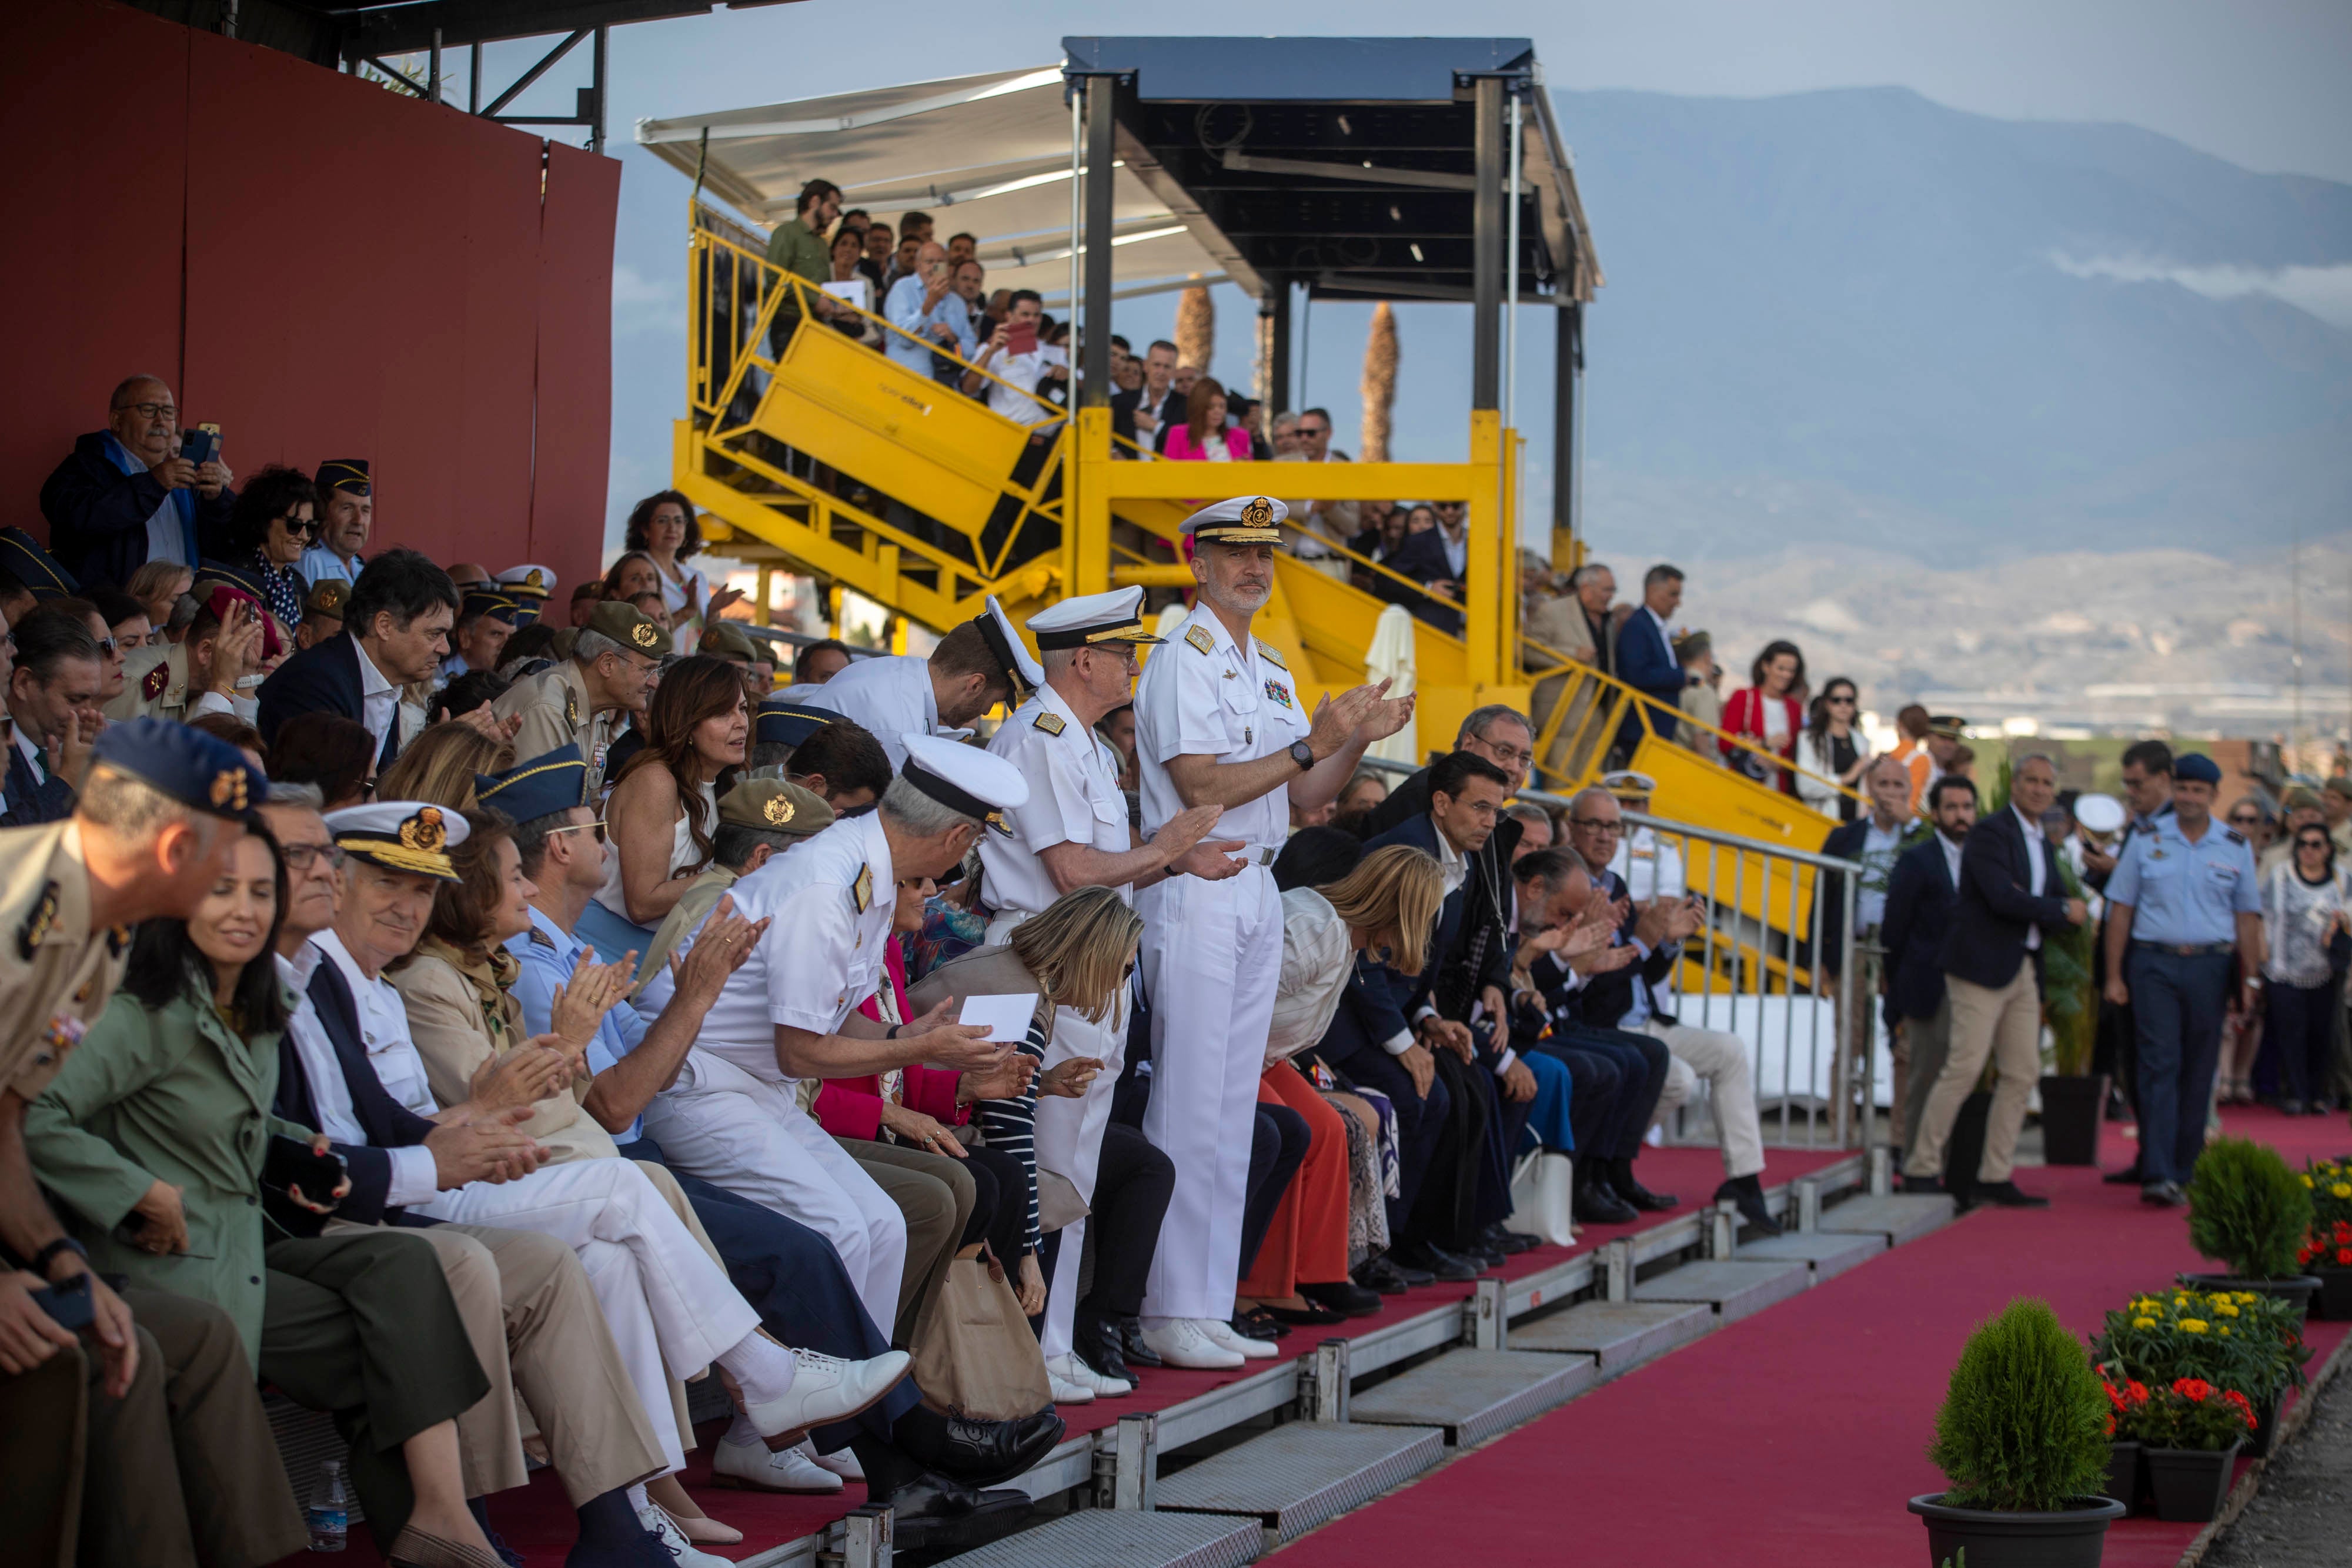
[1,739,76,827]
[1613,606,1684,743]
[1881,835,1960,1027]
[1937,808,2069,991]
[256,631,400,766]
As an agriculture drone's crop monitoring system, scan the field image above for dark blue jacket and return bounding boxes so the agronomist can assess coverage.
[269,954,443,1234]
[39,431,236,590]
[1613,605,1684,741]
[1,739,76,828]
[256,631,398,765]
[1882,834,1962,1024]
[1937,807,2071,991]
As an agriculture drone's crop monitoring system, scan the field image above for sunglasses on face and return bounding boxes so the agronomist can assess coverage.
[543,819,609,845]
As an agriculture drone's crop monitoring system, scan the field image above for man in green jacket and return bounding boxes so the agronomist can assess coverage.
[764,177,843,352]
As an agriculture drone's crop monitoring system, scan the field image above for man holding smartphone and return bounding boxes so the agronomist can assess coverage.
[42,375,238,588]
[883,241,976,379]
[963,290,1068,424]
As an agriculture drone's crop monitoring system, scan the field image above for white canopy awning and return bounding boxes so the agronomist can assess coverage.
[636,65,1231,301]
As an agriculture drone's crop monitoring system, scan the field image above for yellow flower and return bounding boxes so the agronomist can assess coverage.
[2213,1302,2240,1318]
[2304,1174,2317,1187]
[2181,1319,2209,1333]
[2234,1292,2257,1304]
[2220,1326,2233,1336]
[2132,1316,2158,1329]
[2332,1182,2351,1199]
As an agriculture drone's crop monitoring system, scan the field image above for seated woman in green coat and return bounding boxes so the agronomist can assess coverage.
[26,822,510,1568]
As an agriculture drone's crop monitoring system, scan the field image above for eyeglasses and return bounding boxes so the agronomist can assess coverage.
[112,400,177,420]
[1479,742,1534,770]
[1568,817,1623,835]
[282,843,348,871]
[543,819,609,845]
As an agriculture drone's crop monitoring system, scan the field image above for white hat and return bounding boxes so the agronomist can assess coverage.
[971,596,1046,701]
[898,733,1030,837]
[1028,586,1167,651]
[2073,793,2127,835]
[496,564,557,599]
[1180,494,1287,544]
[1599,769,1657,799]
[325,801,473,881]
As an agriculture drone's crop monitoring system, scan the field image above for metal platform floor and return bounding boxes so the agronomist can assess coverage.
[1155,1422,1446,1543]
[1348,1348,1596,1446]
[1735,1228,1886,1283]
[930,1509,1262,1568]
[1633,1258,1809,1323]
[1818,1192,1958,1246]
[1506,1299,1714,1374]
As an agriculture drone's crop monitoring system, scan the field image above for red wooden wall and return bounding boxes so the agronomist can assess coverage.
[0,0,618,593]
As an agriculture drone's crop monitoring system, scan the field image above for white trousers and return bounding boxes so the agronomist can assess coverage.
[1135,864,1282,1321]
[643,1051,908,1332]
[986,908,1128,1358]
[1639,1018,1767,1179]
[419,1156,759,1475]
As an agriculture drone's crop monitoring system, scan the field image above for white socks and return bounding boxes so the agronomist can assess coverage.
[715,1330,798,1413]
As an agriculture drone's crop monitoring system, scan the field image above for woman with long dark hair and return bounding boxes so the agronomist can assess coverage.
[1794,675,1869,820]
[2260,821,2351,1112]
[580,654,749,959]
[623,491,745,654]
[1720,638,1808,792]
[1162,376,1250,462]
[226,464,320,631]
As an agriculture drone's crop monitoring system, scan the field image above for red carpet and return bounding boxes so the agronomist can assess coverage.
[1275,1106,2352,1568]
[292,1142,1849,1562]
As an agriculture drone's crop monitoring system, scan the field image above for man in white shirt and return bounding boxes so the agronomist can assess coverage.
[962,290,1068,424]
[1279,408,1360,567]
[800,597,1043,770]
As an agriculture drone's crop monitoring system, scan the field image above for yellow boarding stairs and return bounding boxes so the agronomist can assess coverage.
[676,208,1863,985]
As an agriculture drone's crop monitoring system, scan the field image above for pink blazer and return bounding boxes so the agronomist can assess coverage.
[1163,424,1252,462]
[813,941,968,1140]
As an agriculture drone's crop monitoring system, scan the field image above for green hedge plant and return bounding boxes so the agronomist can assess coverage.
[2187,1138,2314,1281]
[1928,1298,2111,1512]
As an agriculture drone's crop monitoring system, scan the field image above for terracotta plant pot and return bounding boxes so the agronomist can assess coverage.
[2143,1440,2241,1523]
[2037,1074,2107,1166]
[2176,1272,2321,1324]
[1906,1494,2126,1568]
[2102,1441,2143,1515]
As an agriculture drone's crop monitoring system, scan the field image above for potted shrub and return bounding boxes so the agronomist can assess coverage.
[1909,1298,2125,1567]
[2134,1378,2253,1523]
[2036,853,2104,1166]
[2295,1157,2352,1320]
[2183,1138,2320,1317]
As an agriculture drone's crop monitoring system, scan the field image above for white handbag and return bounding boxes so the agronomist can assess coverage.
[1505,1150,1576,1247]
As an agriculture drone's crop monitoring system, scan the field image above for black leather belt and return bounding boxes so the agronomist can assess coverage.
[2130,940,2235,957]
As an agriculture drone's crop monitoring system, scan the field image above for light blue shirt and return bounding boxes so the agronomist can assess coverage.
[507,905,648,1142]
[2104,815,2260,948]
[299,546,360,587]
[883,273,976,375]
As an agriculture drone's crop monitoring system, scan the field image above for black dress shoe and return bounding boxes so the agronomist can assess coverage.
[1900,1174,1946,1195]
[1115,1315,1164,1368]
[1352,1254,1414,1295]
[1715,1179,1782,1236]
[1613,1172,1679,1212]
[1393,1240,1482,1281]
[1232,1308,1291,1341]
[884,1476,1033,1553]
[1074,1306,1133,1385]
[1299,1278,1384,1318]
[2102,1164,2144,1185]
[1484,1221,1541,1255]
[1974,1181,2050,1209]
[896,1410,1066,1489]
[1573,1181,1638,1226]
[1267,1300,1347,1328]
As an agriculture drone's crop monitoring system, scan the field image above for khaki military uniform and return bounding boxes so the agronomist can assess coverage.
[0,820,132,1102]
[632,864,740,989]
[493,659,622,791]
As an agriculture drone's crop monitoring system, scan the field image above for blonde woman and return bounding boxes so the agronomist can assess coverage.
[375,721,516,813]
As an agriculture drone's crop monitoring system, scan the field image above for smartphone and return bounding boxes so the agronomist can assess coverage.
[262,1135,348,1202]
[1004,317,1038,357]
[181,424,220,467]
[32,1277,95,1333]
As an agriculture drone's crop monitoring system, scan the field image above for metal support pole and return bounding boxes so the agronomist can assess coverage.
[1068,84,1083,370]
[1466,1277,1507,1350]
[1107,1413,1157,1509]
[1264,285,1292,416]
[588,25,608,153]
[428,28,442,103]
[1080,75,1118,404]
[1470,76,1504,412]
[1710,1201,1737,1261]
[1302,1338,1351,1422]
[469,41,482,113]
[1869,1145,1893,1198]
[829,1505,891,1568]
[1504,92,1522,430]
[1603,1239,1631,1302]
[1796,1177,1822,1233]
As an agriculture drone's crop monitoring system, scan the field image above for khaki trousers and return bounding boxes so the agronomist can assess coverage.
[846,1137,975,1346]
[1906,966,2040,1182]
[1639,1019,1767,1179]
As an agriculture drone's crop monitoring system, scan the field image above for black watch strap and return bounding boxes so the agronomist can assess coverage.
[30,1236,88,1277]
[1289,740,1315,771]
[886,1023,904,1040]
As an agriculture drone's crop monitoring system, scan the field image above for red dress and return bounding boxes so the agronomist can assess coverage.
[1719,688,1805,794]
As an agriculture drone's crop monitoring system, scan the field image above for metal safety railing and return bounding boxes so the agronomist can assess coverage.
[1352,757,1877,1150]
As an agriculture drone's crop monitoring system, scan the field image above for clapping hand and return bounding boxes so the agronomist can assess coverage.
[455,707,522,744]
[1040,1057,1104,1099]
[958,1051,1039,1104]
[550,948,636,1046]
[468,1040,572,1109]
[673,898,769,1001]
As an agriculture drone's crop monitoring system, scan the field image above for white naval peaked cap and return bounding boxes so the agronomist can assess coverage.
[1180,494,1287,544]
[1027,586,1167,651]
[324,801,473,881]
[495,563,557,597]
[898,733,1031,837]
[974,596,1046,701]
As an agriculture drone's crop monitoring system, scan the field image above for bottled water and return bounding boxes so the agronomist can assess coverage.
[306,1457,350,1552]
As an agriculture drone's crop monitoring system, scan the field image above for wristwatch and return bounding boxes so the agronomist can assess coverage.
[1288,740,1315,772]
[30,1236,88,1279]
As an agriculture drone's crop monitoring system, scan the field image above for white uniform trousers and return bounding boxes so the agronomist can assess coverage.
[986,908,1129,1359]
[643,1050,909,1333]
[418,1157,759,1475]
[1638,1018,1768,1179]
[1135,864,1282,1322]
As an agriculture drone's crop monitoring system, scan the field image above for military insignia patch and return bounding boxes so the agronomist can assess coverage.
[1255,640,1287,670]
[19,882,59,960]
[1241,496,1276,529]
[851,864,873,913]
[524,569,546,590]
[209,769,250,813]
[106,924,131,957]
[630,621,659,650]
[1185,626,1215,656]
[400,807,448,854]
[73,977,95,1005]
[1264,680,1294,710]
[763,795,796,825]
[564,691,580,728]
[141,663,169,702]
[528,925,557,950]
[1034,711,1066,736]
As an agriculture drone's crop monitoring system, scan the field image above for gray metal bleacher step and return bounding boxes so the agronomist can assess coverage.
[1348,1348,1597,1446]
[1508,1299,1713,1373]
[1155,1422,1445,1543]
[929,1509,1261,1568]
[1735,1228,1886,1283]
[1634,1258,1808,1323]
[1818,1192,1957,1246]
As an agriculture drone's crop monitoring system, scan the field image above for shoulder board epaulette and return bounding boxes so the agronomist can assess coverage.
[564,689,580,728]
[851,864,873,913]
[1034,710,1066,736]
[17,881,59,961]
[141,663,169,703]
[1184,625,1215,656]
[106,924,131,957]
[1255,639,1287,670]
[528,925,558,950]
[2224,827,2246,846]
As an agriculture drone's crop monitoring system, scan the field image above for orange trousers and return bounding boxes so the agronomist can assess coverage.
[1238,1062,1352,1297]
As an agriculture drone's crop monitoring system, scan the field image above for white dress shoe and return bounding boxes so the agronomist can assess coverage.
[1048,1352,1133,1397]
[710,1436,844,1493]
[741,1347,910,1440]
[1135,1317,1244,1370]
[638,1502,734,1565]
[808,1446,866,1482]
[1047,1364,1097,1404]
[1198,1318,1278,1359]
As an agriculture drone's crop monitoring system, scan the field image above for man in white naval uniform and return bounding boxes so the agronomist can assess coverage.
[1131,496,1415,1369]
[801,597,1045,769]
[637,734,1028,1333]
[980,586,1244,1393]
